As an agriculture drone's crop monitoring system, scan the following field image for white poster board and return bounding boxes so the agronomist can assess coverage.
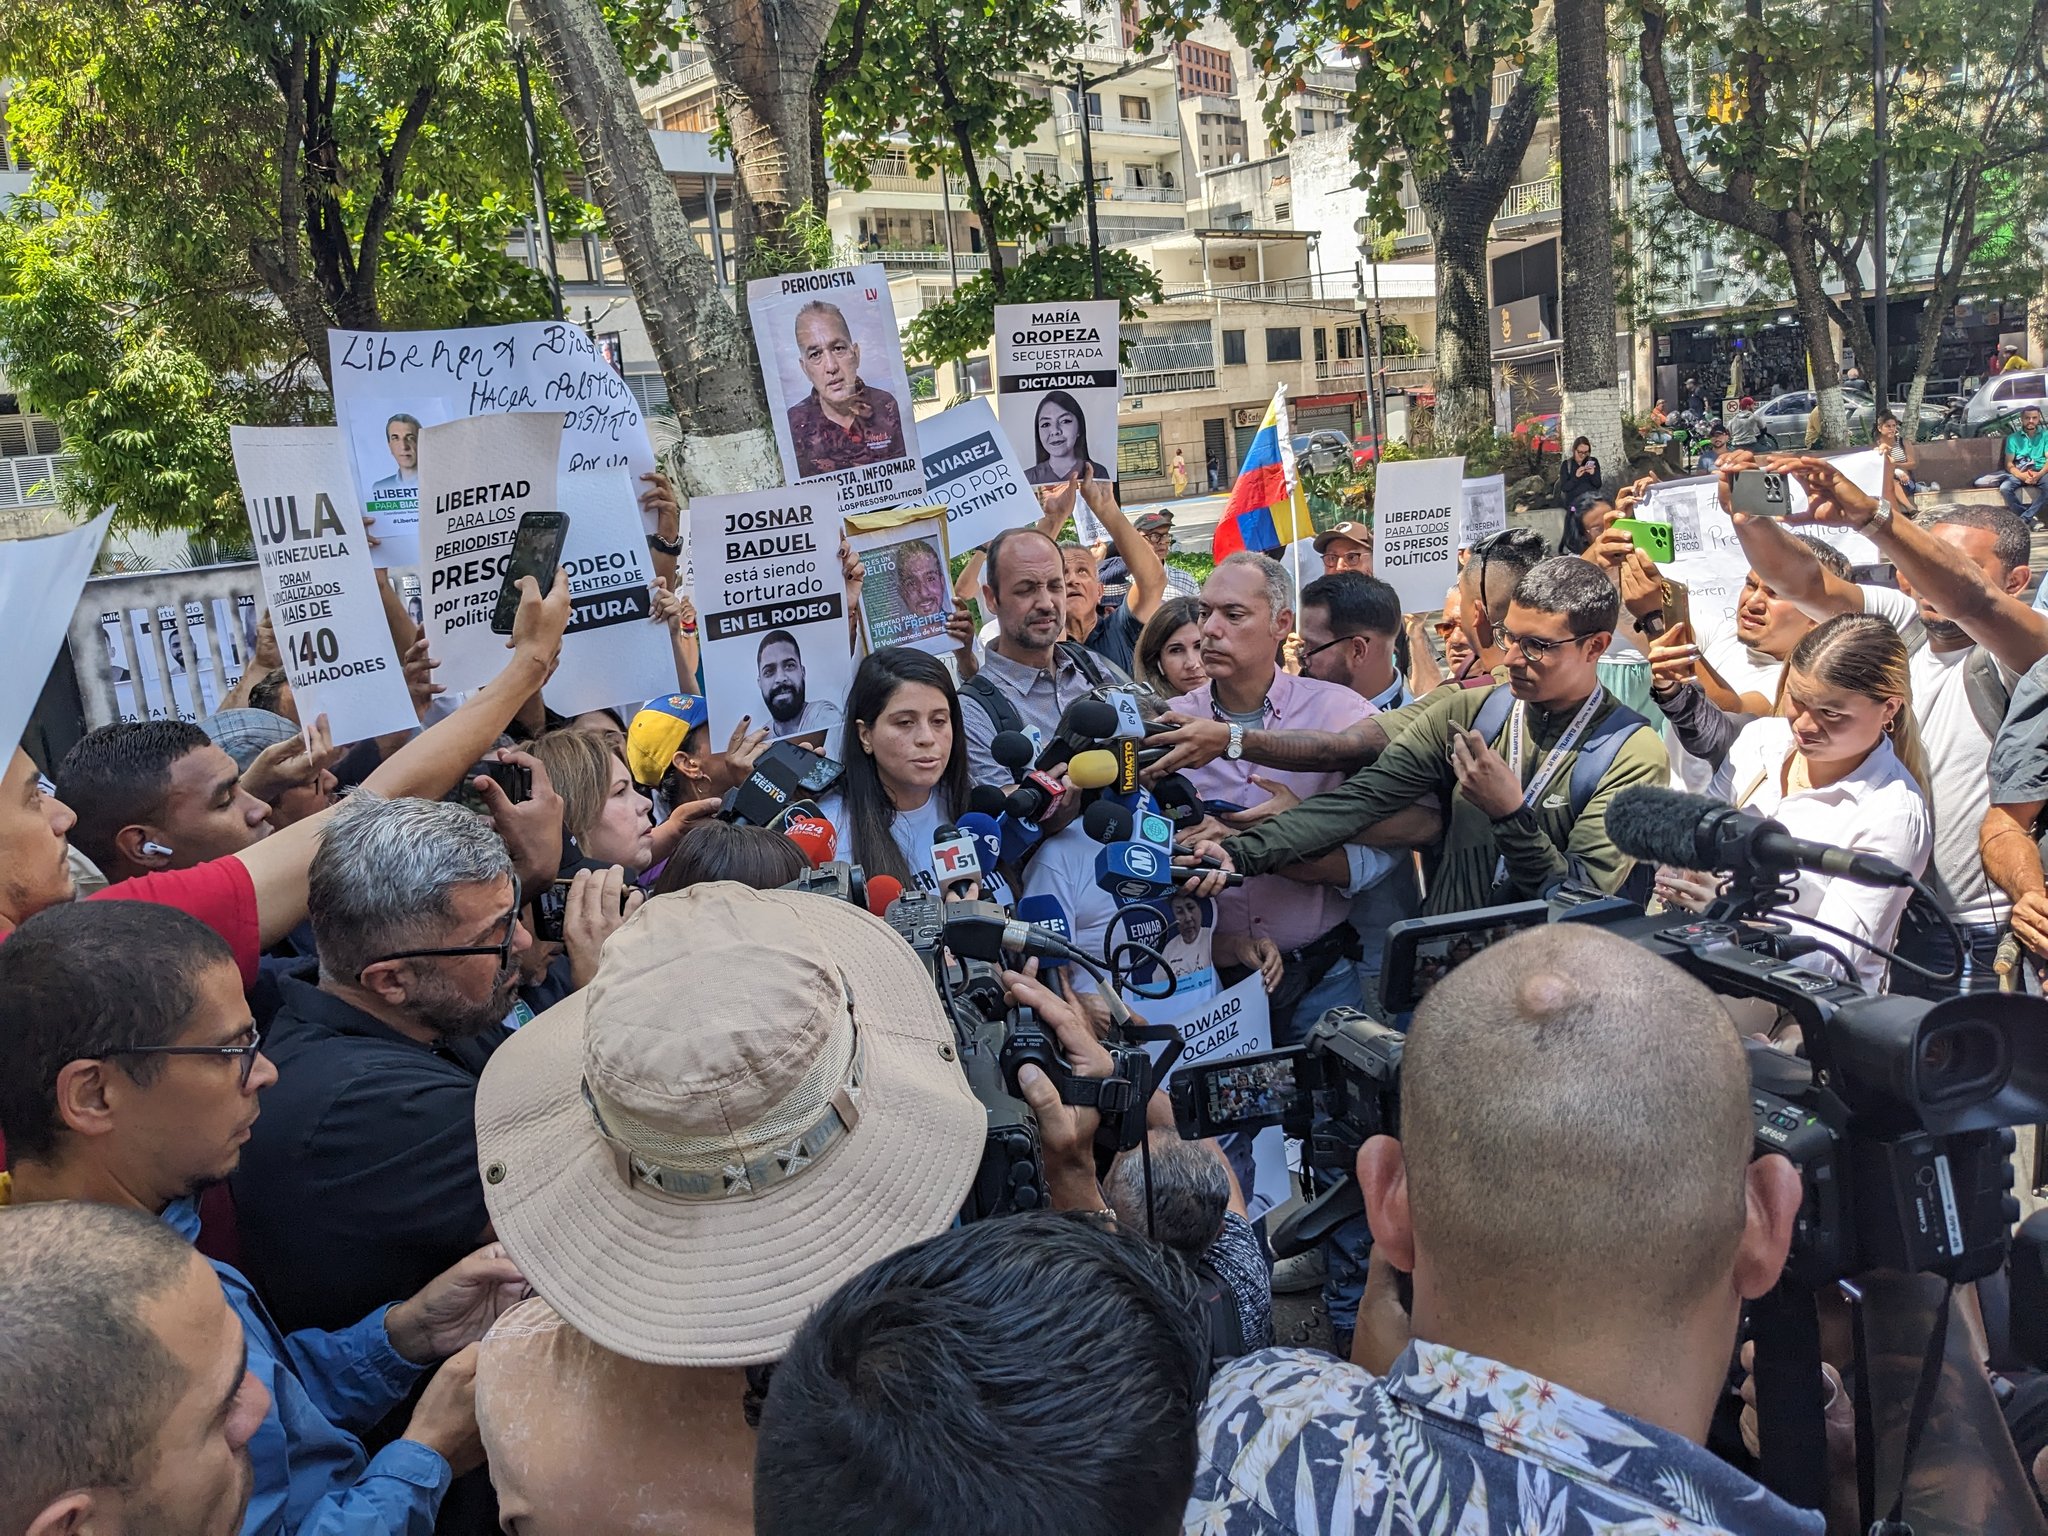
[231,426,415,744]
[416,412,564,696]
[746,264,925,518]
[845,507,955,657]
[916,398,1042,554]
[1158,972,1291,1217]
[691,487,852,750]
[1459,473,1507,547]
[330,321,655,567]
[2,511,110,758]
[546,467,684,717]
[1373,456,1466,614]
[994,299,1120,544]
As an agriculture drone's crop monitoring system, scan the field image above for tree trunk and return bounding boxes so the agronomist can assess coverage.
[520,0,777,491]
[1555,0,1625,486]
[1783,226,1849,446]
[1423,198,1496,444]
[690,0,840,269]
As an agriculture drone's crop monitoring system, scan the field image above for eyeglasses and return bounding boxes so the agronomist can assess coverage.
[362,877,524,975]
[1498,626,1594,660]
[90,1024,266,1089]
[1297,632,1373,663]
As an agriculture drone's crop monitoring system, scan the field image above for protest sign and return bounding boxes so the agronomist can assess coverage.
[915,398,1042,554]
[544,467,683,717]
[1460,472,1507,546]
[330,321,655,567]
[844,505,955,657]
[417,412,564,696]
[747,263,925,518]
[993,299,1120,544]
[1373,455,1466,613]
[1,511,110,757]
[231,427,415,744]
[1157,972,1290,1216]
[691,487,851,751]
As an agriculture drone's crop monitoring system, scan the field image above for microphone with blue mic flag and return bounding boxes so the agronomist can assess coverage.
[1014,893,1073,972]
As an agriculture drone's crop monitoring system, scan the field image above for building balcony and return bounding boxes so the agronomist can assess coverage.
[1054,110,1180,140]
[1490,69,1522,113]
[1105,184,1184,203]
[1394,203,1431,249]
[864,247,992,271]
[645,56,715,101]
[1123,367,1218,395]
[853,165,971,197]
[1314,356,1367,381]
[1158,277,1325,305]
[1495,174,1561,227]
[1127,342,1215,372]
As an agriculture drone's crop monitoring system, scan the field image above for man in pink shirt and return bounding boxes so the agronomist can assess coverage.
[1167,552,1375,1044]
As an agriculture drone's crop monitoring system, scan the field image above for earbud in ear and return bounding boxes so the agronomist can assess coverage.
[141,840,176,858]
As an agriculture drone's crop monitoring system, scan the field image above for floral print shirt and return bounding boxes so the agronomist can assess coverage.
[1185,1344,1824,1535]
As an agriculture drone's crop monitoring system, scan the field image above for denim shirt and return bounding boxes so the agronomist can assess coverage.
[1185,1345,1824,1536]
[163,1199,451,1535]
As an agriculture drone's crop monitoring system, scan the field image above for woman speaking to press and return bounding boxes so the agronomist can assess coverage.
[1657,613,1931,991]
[817,647,1008,900]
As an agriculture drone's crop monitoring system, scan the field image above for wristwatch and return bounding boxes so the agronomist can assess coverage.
[1865,499,1893,532]
[646,531,683,558]
[1226,723,1245,761]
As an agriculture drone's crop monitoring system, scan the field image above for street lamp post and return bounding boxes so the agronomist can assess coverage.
[1871,0,1889,407]
[1073,53,1168,300]
[506,0,565,322]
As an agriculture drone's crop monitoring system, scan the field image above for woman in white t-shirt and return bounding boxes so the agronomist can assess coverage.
[818,646,1007,901]
[1659,614,1931,991]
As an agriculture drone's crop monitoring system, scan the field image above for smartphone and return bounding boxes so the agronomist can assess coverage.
[533,862,634,943]
[491,511,571,634]
[1729,469,1791,518]
[1169,1047,1307,1140]
[1198,798,1251,816]
[1850,562,1899,589]
[1611,517,1675,564]
[1660,576,1692,637]
[451,757,530,816]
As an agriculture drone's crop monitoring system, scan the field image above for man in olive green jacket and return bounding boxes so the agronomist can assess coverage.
[1187,557,1668,914]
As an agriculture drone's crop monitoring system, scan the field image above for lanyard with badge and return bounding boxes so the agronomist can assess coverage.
[1492,689,1603,885]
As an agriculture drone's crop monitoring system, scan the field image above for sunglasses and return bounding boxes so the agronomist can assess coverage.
[90,1023,266,1090]
[362,876,524,976]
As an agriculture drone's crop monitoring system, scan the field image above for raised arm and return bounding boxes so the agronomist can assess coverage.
[1079,470,1166,624]
[230,575,570,946]
[1718,454,1863,623]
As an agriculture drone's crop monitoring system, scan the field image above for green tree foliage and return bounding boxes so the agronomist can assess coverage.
[1626,0,2048,438]
[1130,0,1551,441]
[902,246,1163,371]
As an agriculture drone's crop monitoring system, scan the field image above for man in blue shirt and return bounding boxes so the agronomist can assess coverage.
[2000,404,2048,522]
[0,899,525,1536]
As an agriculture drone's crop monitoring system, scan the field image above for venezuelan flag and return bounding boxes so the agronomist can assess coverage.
[1212,385,1313,559]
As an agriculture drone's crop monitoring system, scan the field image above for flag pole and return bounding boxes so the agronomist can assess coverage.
[1273,383,1304,614]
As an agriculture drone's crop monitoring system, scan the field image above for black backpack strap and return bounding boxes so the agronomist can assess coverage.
[1058,639,1113,689]
[1967,647,2014,739]
[959,671,1024,739]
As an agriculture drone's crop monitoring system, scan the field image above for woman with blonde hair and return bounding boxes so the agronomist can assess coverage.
[1656,613,1930,990]
[529,726,659,876]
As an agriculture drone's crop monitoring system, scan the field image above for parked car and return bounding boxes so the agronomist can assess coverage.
[1757,386,1958,445]
[1512,413,1561,451]
[1351,432,1382,467]
[1962,370,2048,437]
[1291,429,1352,476]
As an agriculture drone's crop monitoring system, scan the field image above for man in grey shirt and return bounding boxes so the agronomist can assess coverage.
[960,525,1131,791]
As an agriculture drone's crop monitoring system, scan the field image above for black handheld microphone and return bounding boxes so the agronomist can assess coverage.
[719,752,806,828]
[967,783,1012,819]
[1034,698,1120,771]
[1081,799,1135,845]
[1605,786,1913,888]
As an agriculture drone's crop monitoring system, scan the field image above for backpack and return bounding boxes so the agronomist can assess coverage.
[1470,684,1654,900]
[959,640,1117,740]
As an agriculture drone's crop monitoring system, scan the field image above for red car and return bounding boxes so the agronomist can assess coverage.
[1513,413,1561,452]
[1351,433,1381,467]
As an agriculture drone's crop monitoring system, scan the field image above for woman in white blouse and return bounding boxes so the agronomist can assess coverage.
[1656,614,1931,991]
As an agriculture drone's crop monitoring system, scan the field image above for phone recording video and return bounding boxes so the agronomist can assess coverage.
[491,510,571,634]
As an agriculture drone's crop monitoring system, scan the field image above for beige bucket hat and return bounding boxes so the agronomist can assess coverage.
[474,881,984,1366]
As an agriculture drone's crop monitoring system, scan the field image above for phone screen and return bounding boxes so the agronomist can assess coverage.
[492,513,569,632]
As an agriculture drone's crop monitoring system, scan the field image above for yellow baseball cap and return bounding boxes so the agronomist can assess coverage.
[625,695,709,787]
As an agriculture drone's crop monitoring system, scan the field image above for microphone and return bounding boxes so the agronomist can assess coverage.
[782,814,838,868]
[1014,893,1073,971]
[1606,786,1914,887]
[1114,737,1141,793]
[720,752,805,827]
[1151,772,1201,825]
[1005,767,1068,825]
[864,873,905,918]
[1066,749,1120,790]
[931,822,983,897]
[1034,698,1120,771]
[990,730,1037,777]
[1082,799,1135,845]
[941,912,1088,970]
[1096,839,1178,902]
[967,783,1011,819]
[957,812,1005,884]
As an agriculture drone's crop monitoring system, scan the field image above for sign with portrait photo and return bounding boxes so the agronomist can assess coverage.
[746,263,925,518]
[915,397,1041,555]
[844,504,955,657]
[330,321,656,568]
[690,487,851,751]
[993,299,1120,545]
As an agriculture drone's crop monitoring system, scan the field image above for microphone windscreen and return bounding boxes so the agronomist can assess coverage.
[782,816,837,868]
[967,783,1011,818]
[1151,772,1199,811]
[1065,698,1120,740]
[990,731,1036,772]
[1604,786,1723,869]
[1082,798,1135,845]
[864,873,904,917]
[1067,749,1120,790]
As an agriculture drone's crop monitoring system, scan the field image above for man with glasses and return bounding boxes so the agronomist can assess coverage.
[1188,557,1667,916]
[1296,571,1411,713]
[0,899,525,1536]
[229,793,531,1336]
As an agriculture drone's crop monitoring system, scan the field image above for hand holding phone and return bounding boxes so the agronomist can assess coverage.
[1729,468,1791,518]
[1611,517,1675,564]
[492,511,571,635]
